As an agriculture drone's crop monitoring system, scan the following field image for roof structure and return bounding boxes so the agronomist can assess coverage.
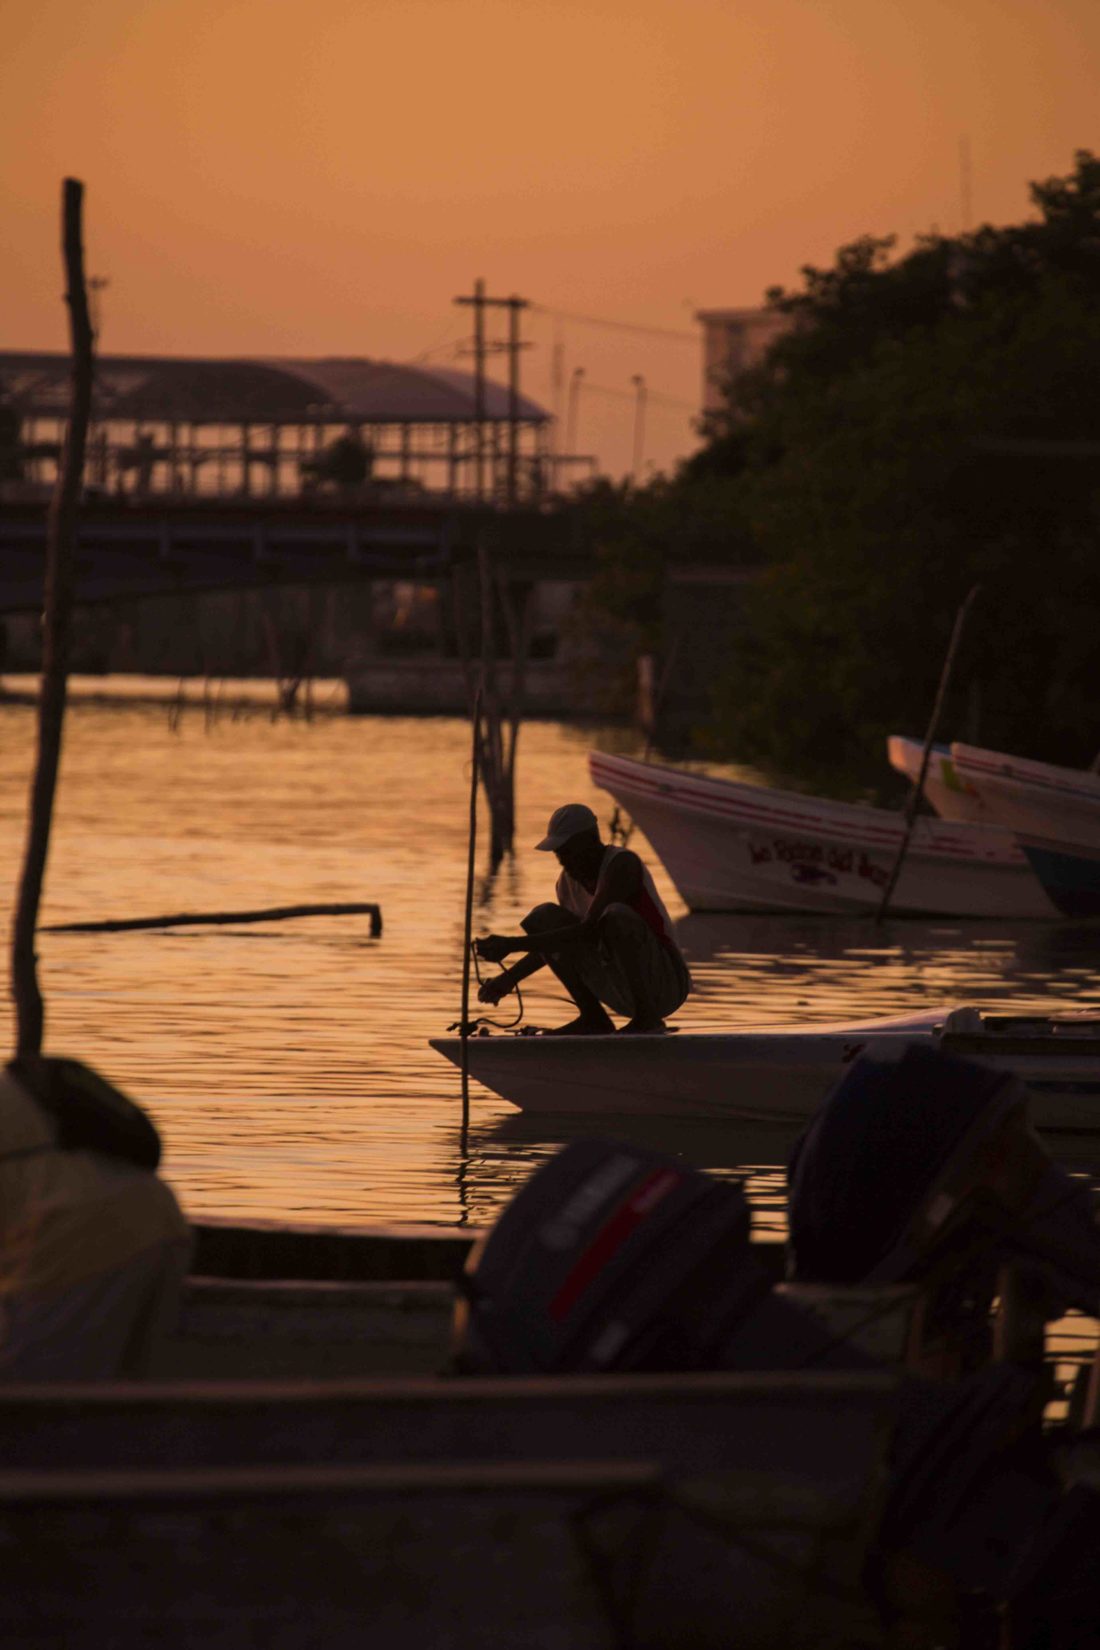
[0,352,549,425]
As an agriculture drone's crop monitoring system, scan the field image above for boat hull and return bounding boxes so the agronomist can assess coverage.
[430,1015,1100,1132]
[952,742,1100,849]
[589,752,1054,918]
[0,1370,896,1650]
[1022,842,1100,917]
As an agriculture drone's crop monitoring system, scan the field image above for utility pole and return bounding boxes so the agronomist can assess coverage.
[506,296,524,505]
[631,373,647,481]
[550,322,564,472]
[565,367,585,471]
[454,278,486,499]
[454,282,530,503]
[959,134,973,233]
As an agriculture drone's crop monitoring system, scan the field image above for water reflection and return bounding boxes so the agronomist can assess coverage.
[0,700,1098,1230]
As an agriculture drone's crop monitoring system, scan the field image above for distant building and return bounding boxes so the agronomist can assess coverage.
[695,307,791,418]
[0,352,550,503]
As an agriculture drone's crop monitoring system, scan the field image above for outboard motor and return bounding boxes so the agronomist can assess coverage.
[452,1137,868,1375]
[788,1041,1100,1344]
[788,1042,1100,1645]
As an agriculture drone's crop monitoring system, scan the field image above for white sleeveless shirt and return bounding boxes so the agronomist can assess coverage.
[555,845,682,958]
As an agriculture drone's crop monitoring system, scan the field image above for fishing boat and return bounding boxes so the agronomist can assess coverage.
[431,1005,1100,1130]
[943,743,1100,915]
[0,1367,898,1650]
[16,1104,1089,1647]
[588,751,1054,918]
[885,734,994,824]
[1012,839,1100,918]
[951,741,1100,846]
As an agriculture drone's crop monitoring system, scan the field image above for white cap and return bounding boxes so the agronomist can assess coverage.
[535,802,599,851]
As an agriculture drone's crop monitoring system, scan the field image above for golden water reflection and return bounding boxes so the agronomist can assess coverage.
[2,700,1099,1232]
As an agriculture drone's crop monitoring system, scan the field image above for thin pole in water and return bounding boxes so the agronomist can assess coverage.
[11,179,94,1058]
[876,584,982,925]
[459,685,482,1153]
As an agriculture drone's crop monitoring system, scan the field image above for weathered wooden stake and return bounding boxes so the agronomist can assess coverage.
[43,901,383,938]
[876,584,981,925]
[11,179,94,1057]
[453,535,532,870]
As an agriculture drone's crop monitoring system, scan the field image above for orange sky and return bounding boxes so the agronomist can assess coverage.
[5,0,1099,478]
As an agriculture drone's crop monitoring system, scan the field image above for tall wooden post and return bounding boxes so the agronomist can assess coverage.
[459,688,481,1154]
[11,179,95,1058]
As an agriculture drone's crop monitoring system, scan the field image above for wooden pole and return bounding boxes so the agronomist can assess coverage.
[459,687,482,1154]
[876,584,981,924]
[11,179,95,1058]
[478,536,505,866]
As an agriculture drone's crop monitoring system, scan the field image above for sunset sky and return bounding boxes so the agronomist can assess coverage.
[5,0,1099,478]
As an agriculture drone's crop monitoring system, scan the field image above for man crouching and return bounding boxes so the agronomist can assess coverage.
[475,803,691,1035]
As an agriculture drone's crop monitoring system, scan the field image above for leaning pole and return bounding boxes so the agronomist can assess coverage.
[11,178,94,1057]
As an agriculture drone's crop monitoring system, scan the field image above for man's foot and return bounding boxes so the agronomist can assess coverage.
[618,1018,668,1035]
[542,1012,615,1036]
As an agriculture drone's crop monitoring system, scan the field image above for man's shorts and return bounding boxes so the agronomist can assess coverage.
[528,901,691,1020]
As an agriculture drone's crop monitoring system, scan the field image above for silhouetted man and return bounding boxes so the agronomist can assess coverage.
[475,803,691,1035]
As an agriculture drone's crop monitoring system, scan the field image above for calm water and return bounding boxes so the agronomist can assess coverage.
[3,691,1100,1237]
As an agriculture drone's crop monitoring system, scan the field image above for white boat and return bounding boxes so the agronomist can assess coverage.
[588,751,1055,918]
[886,735,995,824]
[951,741,1100,848]
[430,1006,1100,1131]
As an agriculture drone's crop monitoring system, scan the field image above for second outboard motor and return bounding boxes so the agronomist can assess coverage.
[788,1041,1100,1317]
[452,1137,865,1375]
[789,1042,1100,1643]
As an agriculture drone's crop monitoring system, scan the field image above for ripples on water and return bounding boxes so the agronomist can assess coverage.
[2,690,1100,1235]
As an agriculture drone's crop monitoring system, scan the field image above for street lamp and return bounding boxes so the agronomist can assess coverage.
[630,374,647,481]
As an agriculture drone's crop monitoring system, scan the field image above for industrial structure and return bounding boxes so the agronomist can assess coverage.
[694,307,790,417]
[0,352,552,504]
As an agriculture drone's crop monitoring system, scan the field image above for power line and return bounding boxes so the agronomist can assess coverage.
[579,378,696,411]
[408,334,467,365]
[531,304,697,343]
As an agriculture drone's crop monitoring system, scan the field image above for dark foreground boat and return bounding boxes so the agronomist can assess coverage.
[5,1049,1100,1648]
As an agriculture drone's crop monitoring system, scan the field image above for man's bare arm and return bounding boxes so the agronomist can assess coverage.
[477,950,546,1005]
[475,852,644,964]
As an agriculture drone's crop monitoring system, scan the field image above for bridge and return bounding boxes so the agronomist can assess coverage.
[0,493,586,614]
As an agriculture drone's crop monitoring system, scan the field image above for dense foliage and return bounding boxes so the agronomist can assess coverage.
[586,152,1100,787]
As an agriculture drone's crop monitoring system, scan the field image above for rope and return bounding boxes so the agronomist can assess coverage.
[449,943,527,1034]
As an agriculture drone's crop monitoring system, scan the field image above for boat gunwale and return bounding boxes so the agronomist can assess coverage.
[589,751,1026,866]
[0,1367,899,1409]
[952,742,1100,807]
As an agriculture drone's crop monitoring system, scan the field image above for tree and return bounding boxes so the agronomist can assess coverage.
[700,152,1100,786]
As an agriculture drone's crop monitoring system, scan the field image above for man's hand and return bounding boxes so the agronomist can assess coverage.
[477,973,511,1007]
[475,934,512,965]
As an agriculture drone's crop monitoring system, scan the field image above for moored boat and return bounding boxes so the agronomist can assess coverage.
[431,1005,1100,1130]
[0,1368,898,1650]
[946,743,1100,915]
[951,741,1100,847]
[885,734,994,823]
[588,750,1054,918]
[1016,839,1100,917]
